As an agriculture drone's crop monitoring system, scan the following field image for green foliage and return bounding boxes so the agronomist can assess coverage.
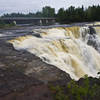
[67,80,84,100]
[49,76,100,100]
[57,8,66,23]
[49,85,69,100]
[1,5,100,23]
[1,6,55,18]
[42,6,55,17]
[57,5,100,23]
[0,20,16,28]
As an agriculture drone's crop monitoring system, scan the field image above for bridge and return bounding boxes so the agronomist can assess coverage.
[0,17,56,25]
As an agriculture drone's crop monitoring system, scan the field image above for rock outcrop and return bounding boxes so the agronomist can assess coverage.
[0,40,71,100]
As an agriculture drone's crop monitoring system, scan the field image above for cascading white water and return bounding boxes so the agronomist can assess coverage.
[9,26,100,80]
[80,26,100,53]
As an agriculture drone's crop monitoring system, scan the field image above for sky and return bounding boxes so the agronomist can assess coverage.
[0,0,100,15]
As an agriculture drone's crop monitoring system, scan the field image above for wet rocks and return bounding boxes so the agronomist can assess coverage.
[0,39,71,100]
[0,68,53,100]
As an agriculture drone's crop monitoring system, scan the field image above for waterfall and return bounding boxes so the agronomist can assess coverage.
[80,26,100,53]
[9,26,100,80]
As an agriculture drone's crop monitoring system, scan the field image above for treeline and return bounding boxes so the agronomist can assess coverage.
[1,5,100,23]
[57,5,100,23]
[1,6,55,18]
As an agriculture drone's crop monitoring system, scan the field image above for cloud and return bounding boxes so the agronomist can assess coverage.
[0,0,100,15]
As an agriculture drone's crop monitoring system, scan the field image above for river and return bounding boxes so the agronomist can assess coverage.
[1,23,100,80]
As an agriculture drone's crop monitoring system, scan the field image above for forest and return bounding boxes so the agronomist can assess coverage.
[1,5,100,23]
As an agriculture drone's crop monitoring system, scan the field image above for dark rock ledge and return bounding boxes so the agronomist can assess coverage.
[0,40,71,100]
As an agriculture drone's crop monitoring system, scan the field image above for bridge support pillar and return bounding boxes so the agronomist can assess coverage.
[39,19,43,25]
[46,20,48,24]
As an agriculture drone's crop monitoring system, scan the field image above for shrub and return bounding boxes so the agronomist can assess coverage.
[49,75,100,100]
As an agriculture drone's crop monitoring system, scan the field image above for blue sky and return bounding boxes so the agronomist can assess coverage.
[0,0,100,15]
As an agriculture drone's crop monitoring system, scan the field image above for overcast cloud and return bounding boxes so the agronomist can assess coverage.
[0,0,100,15]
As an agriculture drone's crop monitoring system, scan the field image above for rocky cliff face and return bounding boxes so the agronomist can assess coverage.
[0,40,71,100]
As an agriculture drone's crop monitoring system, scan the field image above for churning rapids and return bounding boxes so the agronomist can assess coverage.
[9,26,100,80]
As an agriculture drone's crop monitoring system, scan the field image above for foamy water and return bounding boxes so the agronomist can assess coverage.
[9,26,100,80]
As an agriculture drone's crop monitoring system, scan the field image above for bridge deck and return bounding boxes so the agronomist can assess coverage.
[0,17,56,20]
[0,17,56,25]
